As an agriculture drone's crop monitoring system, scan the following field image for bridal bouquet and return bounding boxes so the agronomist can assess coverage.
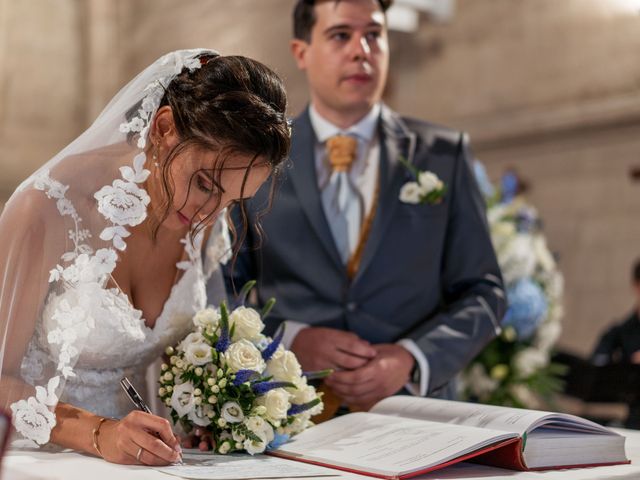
[461,166,565,408]
[158,282,324,454]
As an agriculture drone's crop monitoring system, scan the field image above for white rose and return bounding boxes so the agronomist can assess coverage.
[184,342,213,367]
[193,308,220,330]
[291,381,323,417]
[178,331,207,352]
[513,348,548,378]
[242,416,275,454]
[282,413,311,436]
[224,339,266,373]
[243,431,267,455]
[418,171,442,193]
[221,401,245,424]
[265,349,302,383]
[399,181,421,204]
[170,381,196,418]
[256,388,291,422]
[229,306,264,341]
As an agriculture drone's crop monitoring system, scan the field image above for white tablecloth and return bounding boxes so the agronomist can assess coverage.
[3,428,640,480]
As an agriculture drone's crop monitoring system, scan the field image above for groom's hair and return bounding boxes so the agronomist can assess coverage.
[293,0,393,42]
[633,259,640,285]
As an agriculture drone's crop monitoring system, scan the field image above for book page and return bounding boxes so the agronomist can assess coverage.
[371,397,552,435]
[273,412,516,477]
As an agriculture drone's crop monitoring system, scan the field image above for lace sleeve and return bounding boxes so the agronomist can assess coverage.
[0,189,70,444]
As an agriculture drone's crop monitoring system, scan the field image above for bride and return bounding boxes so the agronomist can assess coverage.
[0,49,290,465]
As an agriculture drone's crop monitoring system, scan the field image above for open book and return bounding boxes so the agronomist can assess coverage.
[270,397,630,479]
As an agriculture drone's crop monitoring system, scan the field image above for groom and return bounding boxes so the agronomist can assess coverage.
[222,0,505,411]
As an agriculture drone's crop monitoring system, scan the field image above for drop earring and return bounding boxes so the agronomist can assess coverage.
[152,146,159,168]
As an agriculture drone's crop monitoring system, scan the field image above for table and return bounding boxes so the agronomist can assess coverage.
[4,428,640,480]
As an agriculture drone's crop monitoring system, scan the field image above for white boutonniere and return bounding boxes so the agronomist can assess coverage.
[398,156,446,205]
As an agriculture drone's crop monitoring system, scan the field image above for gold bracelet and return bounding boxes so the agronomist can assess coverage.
[92,417,108,458]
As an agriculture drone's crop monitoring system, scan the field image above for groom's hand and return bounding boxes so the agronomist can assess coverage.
[291,327,376,371]
[324,343,415,411]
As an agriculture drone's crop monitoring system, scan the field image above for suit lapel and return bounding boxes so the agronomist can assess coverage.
[288,109,345,271]
[353,105,418,284]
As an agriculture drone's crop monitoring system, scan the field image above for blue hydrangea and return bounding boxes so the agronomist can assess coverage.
[503,278,548,341]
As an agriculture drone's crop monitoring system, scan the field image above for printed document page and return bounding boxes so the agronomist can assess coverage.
[275,412,516,477]
[155,451,339,479]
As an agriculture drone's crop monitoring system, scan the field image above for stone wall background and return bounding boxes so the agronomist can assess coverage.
[1,0,639,356]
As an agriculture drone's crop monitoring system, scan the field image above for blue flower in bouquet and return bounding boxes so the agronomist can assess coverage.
[503,278,548,341]
[515,206,539,233]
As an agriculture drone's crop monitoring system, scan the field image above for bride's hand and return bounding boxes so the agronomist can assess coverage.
[98,411,182,465]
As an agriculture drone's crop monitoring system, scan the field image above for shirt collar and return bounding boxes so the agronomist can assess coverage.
[309,103,381,144]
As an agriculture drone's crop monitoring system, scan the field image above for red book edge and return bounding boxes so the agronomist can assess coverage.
[267,436,520,480]
[473,437,631,471]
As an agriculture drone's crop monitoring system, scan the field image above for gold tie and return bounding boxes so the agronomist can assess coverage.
[326,135,358,172]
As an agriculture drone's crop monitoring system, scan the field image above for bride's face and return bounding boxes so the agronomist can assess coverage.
[157,146,271,231]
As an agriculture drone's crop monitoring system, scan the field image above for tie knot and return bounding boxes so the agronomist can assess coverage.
[326,135,358,173]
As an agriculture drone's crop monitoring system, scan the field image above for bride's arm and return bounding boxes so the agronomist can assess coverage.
[0,192,180,465]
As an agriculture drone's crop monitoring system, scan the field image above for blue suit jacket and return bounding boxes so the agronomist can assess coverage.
[223,105,506,396]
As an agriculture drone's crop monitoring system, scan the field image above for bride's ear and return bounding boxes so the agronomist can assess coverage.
[151,106,179,150]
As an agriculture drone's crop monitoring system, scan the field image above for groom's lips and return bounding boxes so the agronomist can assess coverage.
[177,212,190,226]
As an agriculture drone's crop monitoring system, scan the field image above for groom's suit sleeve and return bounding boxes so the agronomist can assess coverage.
[403,133,506,396]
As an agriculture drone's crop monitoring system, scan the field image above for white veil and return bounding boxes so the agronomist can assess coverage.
[0,49,226,445]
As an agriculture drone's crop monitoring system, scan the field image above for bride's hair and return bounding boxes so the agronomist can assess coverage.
[133,53,291,254]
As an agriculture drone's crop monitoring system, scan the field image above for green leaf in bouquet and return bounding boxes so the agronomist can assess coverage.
[261,297,276,319]
[238,280,257,305]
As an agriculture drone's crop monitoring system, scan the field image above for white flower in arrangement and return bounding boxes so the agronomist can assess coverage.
[229,306,264,341]
[513,346,550,378]
[291,380,324,417]
[221,401,245,424]
[184,341,213,366]
[170,381,196,418]
[193,307,220,330]
[498,234,536,285]
[188,404,214,427]
[265,349,302,383]
[256,388,291,422]
[224,339,266,373]
[178,331,207,352]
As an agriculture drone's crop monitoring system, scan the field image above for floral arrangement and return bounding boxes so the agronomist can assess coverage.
[158,282,325,454]
[460,166,565,408]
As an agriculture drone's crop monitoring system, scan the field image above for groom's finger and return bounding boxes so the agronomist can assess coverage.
[329,349,371,370]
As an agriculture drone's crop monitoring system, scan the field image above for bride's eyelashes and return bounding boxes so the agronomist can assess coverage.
[196,173,214,194]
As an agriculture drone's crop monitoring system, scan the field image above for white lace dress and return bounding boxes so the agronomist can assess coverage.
[18,219,229,420]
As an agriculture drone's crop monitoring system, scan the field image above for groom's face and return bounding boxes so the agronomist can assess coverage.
[292,0,389,120]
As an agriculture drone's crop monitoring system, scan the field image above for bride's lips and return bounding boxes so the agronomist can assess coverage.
[177,212,191,226]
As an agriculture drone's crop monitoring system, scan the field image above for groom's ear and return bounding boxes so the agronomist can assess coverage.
[290,39,309,70]
[152,106,179,148]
